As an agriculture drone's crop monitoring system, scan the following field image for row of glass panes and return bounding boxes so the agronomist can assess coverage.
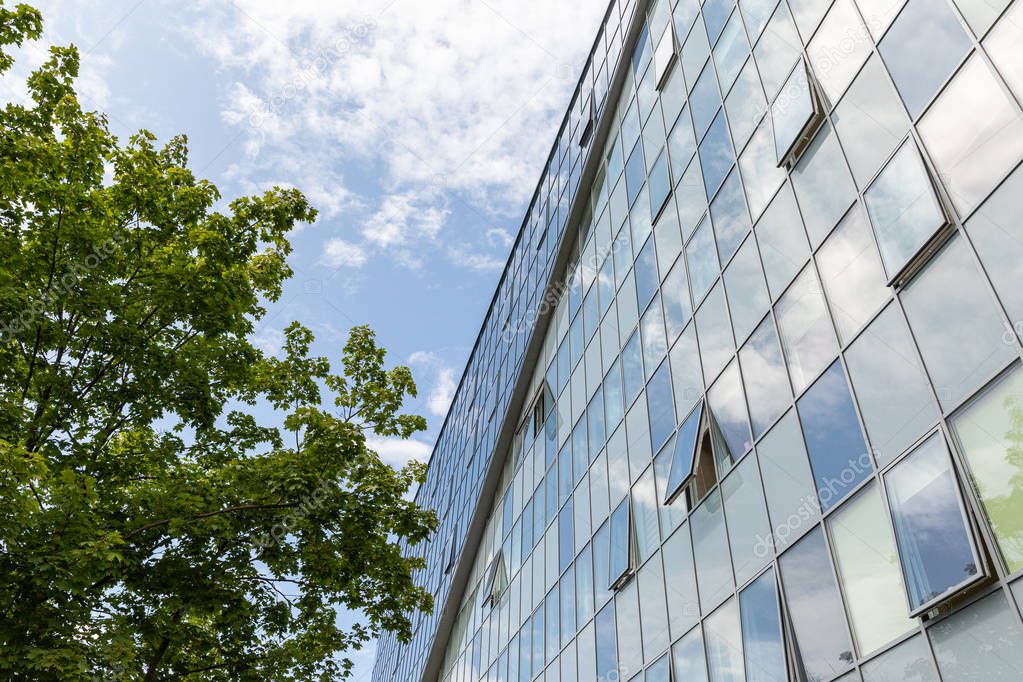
[443,0,1023,678]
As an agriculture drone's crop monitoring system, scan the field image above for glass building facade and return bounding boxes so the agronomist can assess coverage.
[371,0,1023,679]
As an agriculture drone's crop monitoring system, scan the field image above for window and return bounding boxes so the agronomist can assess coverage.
[740,314,792,438]
[885,432,983,615]
[623,330,645,405]
[816,206,889,343]
[722,455,772,584]
[790,123,856,247]
[482,550,508,608]
[771,61,824,169]
[653,26,678,89]
[696,282,734,384]
[662,255,692,340]
[579,92,595,147]
[608,498,635,589]
[739,568,787,682]
[705,597,745,682]
[879,0,972,118]
[647,360,677,453]
[844,303,938,467]
[641,294,669,377]
[712,11,750,92]
[757,410,820,550]
[444,529,457,574]
[616,581,643,675]
[950,365,1023,573]
[755,184,810,300]
[673,624,709,681]
[776,265,839,394]
[779,526,855,680]
[832,55,910,188]
[709,168,752,266]
[707,359,753,473]
[738,116,786,221]
[692,489,734,611]
[703,0,732,43]
[595,602,618,682]
[723,235,770,345]
[901,236,1014,411]
[807,0,871,105]
[828,483,916,655]
[699,110,735,199]
[919,54,1023,215]
[797,360,872,512]
[864,140,948,282]
[663,524,700,638]
[626,141,647,208]
[966,164,1023,325]
[668,105,697,177]
[649,150,672,218]
[665,401,704,503]
[686,216,720,304]
[638,557,670,659]
[755,3,802,98]
[670,323,704,421]
[726,59,769,154]
[985,0,1023,100]
[691,63,722,138]
[861,633,939,682]
[633,469,662,563]
[854,0,904,37]
[929,592,1023,680]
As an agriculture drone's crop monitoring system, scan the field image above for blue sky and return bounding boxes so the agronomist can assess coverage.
[0,0,607,676]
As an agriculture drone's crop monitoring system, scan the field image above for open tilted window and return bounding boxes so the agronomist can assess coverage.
[480,550,507,609]
[771,59,826,170]
[608,498,636,590]
[665,401,704,504]
[663,400,724,506]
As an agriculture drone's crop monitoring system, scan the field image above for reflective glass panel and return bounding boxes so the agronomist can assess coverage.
[722,455,772,584]
[739,568,787,682]
[864,140,947,279]
[985,0,1023,100]
[710,168,752,265]
[929,592,1023,680]
[608,498,633,587]
[739,314,791,438]
[738,116,786,220]
[807,0,871,105]
[649,150,672,218]
[723,235,769,344]
[666,401,704,503]
[713,11,750,91]
[626,141,648,207]
[647,359,676,452]
[708,359,754,472]
[815,205,889,343]
[705,597,745,682]
[754,4,802,98]
[673,625,710,682]
[692,489,734,611]
[828,483,916,655]
[636,237,661,312]
[965,164,1023,325]
[879,0,972,118]
[700,110,735,199]
[902,236,1014,411]
[668,105,698,176]
[779,526,856,681]
[703,0,734,43]
[663,524,701,637]
[771,63,817,164]
[776,265,839,394]
[861,634,939,682]
[726,58,769,153]
[696,282,735,383]
[755,185,810,300]
[844,303,937,466]
[633,468,661,563]
[671,323,705,420]
[885,432,981,613]
[791,124,856,248]
[950,365,1023,573]
[687,216,721,303]
[662,254,692,340]
[797,360,872,512]
[692,63,723,137]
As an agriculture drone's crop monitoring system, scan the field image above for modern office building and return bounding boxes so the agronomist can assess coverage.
[371,0,1023,679]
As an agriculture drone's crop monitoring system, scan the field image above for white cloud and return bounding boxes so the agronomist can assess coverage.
[321,238,367,268]
[361,192,448,248]
[251,325,286,355]
[365,436,431,469]
[427,367,457,418]
[447,246,505,272]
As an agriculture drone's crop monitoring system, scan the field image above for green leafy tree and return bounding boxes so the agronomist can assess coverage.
[0,3,436,679]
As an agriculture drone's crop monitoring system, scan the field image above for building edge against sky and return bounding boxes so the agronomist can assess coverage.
[372,0,1023,678]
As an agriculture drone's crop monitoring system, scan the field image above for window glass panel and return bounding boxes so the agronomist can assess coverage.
[608,498,633,588]
[789,0,831,38]
[710,168,752,265]
[791,124,856,248]
[596,602,618,682]
[740,314,791,438]
[845,303,937,466]
[705,597,745,682]
[633,467,661,564]
[670,323,705,420]
[626,141,648,208]
[662,255,692,341]
[638,556,670,661]
[776,265,839,394]
[647,652,671,682]
[662,62,687,128]
[673,625,710,682]
[738,116,786,221]
[854,0,906,38]
[726,58,769,153]
[627,394,654,482]
[771,62,817,164]
[739,568,787,682]
[966,164,1023,325]
[885,432,981,613]
[669,105,698,176]
[779,526,856,681]
[880,0,972,118]
[861,634,939,682]
[741,0,776,41]
[655,200,684,273]
[687,215,721,303]
[929,592,1023,680]
[829,483,916,655]
[902,236,1014,411]
[697,282,736,384]
[654,26,678,87]
[663,524,701,637]
[677,159,708,240]
[692,63,724,137]
[682,20,712,89]
[700,110,736,199]
[755,184,810,300]
[832,55,911,188]
[984,0,1023,101]
[655,433,687,531]
[647,359,676,452]
[755,3,803,98]
[692,489,735,611]
[816,205,889,343]
[577,543,596,625]
[649,150,672,218]
[641,295,669,377]
[623,330,646,406]
[807,0,872,105]
[605,359,626,433]
[798,360,872,512]
[704,0,734,44]
[723,235,770,344]
[864,140,947,279]
[708,359,754,472]
[667,401,705,502]
[950,365,1023,573]
[714,11,751,91]
[722,455,773,584]
[919,54,1023,216]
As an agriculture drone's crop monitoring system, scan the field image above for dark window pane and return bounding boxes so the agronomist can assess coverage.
[596,602,619,682]
[666,401,704,503]
[797,360,872,511]
[779,526,855,681]
[703,0,733,43]
[609,498,633,588]
[740,568,787,682]
[885,432,982,613]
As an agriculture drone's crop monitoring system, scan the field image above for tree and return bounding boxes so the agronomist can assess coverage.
[0,4,436,679]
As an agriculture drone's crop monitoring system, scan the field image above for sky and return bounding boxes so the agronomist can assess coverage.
[0,0,608,677]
